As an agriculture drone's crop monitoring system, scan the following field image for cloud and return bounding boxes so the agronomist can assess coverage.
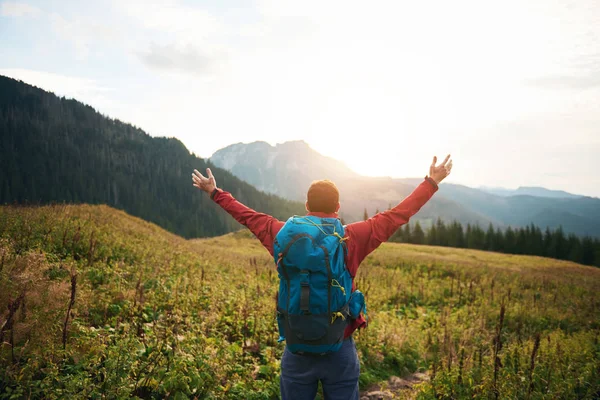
[526,52,600,90]
[48,11,122,61]
[528,73,600,90]
[114,0,224,39]
[49,13,90,60]
[112,0,231,76]
[0,68,135,127]
[0,68,112,100]
[2,4,122,61]
[0,1,41,17]
[137,42,226,76]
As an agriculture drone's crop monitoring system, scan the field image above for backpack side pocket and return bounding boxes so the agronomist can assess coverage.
[348,290,366,320]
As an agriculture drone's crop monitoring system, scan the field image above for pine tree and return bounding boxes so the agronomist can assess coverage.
[581,236,595,266]
[412,221,425,244]
[515,227,527,254]
[593,238,600,267]
[427,223,438,245]
[543,227,553,257]
[567,233,582,262]
[551,226,567,260]
[448,221,465,248]
[485,223,495,251]
[436,218,448,246]
[469,225,485,249]
[495,227,505,252]
[402,224,411,243]
[465,224,473,248]
[530,223,544,256]
[504,227,516,253]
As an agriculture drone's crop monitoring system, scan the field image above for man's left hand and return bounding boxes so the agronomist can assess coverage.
[429,155,453,184]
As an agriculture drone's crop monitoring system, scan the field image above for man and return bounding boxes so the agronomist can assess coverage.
[192,155,453,400]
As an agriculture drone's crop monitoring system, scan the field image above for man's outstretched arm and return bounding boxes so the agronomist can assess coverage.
[345,155,453,270]
[192,168,283,256]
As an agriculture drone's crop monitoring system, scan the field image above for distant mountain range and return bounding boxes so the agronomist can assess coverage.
[479,186,584,199]
[210,141,600,238]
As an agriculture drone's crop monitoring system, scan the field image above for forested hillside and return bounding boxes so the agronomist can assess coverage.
[389,219,600,267]
[0,75,304,238]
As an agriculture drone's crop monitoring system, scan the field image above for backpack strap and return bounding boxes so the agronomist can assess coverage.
[300,270,310,313]
[341,240,353,277]
[293,216,348,244]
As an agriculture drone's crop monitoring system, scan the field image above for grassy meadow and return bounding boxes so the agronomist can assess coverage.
[0,205,599,399]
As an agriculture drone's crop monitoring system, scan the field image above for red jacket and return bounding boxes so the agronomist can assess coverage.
[211,177,438,338]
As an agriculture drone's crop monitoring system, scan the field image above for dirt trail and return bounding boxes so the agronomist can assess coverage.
[360,372,429,400]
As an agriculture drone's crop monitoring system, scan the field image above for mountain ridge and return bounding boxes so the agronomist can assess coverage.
[210,141,600,237]
[480,185,586,199]
[210,139,357,201]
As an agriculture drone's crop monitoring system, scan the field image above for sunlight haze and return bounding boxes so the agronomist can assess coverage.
[1,0,599,196]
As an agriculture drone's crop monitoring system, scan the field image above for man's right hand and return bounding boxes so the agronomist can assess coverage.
[192,168,217,194]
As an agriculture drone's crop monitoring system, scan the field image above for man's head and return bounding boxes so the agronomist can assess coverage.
[306,180,340,214]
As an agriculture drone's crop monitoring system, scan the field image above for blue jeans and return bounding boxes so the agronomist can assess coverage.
[280,338,360,400]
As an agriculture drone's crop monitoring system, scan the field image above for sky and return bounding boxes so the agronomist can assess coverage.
[1,0,599,197]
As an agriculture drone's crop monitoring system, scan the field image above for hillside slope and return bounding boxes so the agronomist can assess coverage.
[0,75,304,238]
[0,205,598,399]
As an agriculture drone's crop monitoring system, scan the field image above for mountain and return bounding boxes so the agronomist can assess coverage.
[210,142,496,227]
[210,140,356,200]
[0,75,304,238]
[480,186,584,198]
[435,184,600,236]
[212,141,496,227]
[210,141,600,237]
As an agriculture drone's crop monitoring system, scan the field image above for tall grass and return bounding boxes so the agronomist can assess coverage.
[0,205,598,399]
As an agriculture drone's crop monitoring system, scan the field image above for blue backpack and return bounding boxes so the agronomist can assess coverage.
[274,215,367,355]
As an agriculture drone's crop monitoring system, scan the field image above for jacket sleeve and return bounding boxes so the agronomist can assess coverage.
[345,177,438,269]
[211,189,283,256]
